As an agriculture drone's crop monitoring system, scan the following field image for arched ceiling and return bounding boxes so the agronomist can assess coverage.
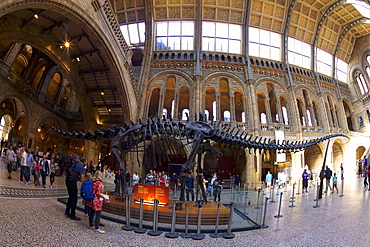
[113,0,370,62]
[0,6,131,125]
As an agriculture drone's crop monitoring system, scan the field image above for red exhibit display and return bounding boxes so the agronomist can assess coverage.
[134,184,169,205]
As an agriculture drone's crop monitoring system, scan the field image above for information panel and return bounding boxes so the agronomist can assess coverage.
[134,184,169,205]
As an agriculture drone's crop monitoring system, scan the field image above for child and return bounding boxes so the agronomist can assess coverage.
[332,173,338,194]
[34,160,40,186]
[83,172,93,216]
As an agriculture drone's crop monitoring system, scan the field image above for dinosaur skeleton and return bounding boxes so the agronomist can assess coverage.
[44,113,348,202]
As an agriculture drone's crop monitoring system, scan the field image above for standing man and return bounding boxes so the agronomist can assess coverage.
[302,169,309,193]
[124,170,130,194]
[324,166,332,193]
[266,171,272,189]
[65,155,85,220]
[5,144,15,180]
[132,171,140,194]
[185,172,195,201]
[24,149,34,185]
[19,146,27,183]
[145,170,155,185]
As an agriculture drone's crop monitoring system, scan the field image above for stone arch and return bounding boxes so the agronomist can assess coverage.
[0,2,136,125]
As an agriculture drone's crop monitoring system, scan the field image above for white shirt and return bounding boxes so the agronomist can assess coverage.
[21,151,27,166]
[132,174,140,185]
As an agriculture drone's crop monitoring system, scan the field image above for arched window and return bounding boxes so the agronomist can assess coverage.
[162,108,168,119]
[212,101,217,121]
[356,73,368,95]
[306,109,312,126]
[182,109,189,120]
[46,73,61,101]
[261,113,267,124]
[282,106,289,125]
[242,112,246,123]
[171,100,175,117]
[224,111,231,122]
[204,110,210,121]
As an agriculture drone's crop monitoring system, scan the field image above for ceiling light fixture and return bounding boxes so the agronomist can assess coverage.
[64,42,70,48]
[76,57,80,62]
[108,108,111,112]
[100,91,105,96]
[34,14,39,19]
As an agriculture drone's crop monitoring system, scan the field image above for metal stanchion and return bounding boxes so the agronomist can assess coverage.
[122,196,134,231]
[274,192,283,218]
[313,185,320,208]
[180,203,192,238]
[192,205,205,240]
[222,203,235,239]
[261,197,269,228]
[254,189,261,209]
[314,182,319,201]
[270,186,275,202]
[339,178,345,197]
[134,198,147,234]
[165,201,179,238]
[290,184,296,200]
[210,203,222,238]
[148,199,163,236]
[231,185,234,202]
[296,179,301,195]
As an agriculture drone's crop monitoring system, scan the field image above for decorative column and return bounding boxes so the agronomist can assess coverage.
[143,91,152,118]
[301,101,309,126]
[173,92,179,120]
[216,94,221,121]
[230,95,236,122]
[264,98,272,124]
[276,97,283,125]
[308,103,317,126]
[158,92,165,118]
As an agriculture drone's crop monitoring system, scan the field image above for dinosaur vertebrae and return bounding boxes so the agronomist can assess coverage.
[44,119,347,154]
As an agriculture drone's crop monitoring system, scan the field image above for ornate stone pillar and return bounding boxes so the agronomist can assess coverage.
[230,95,236,122]
[265,98,272,124]
[173,92,179,120]
[158,92,165,118]
[143,91,152,118]
[216,94,221,121]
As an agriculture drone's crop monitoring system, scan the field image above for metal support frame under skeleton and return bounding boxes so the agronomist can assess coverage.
[44,113,348,203]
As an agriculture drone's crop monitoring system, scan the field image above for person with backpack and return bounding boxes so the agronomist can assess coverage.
[64,154,85,221]
[324,166,333,193]
[86,171,107,234]
[81,172,94,217]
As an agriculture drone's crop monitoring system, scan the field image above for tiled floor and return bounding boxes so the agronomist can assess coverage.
[0,159,368,246]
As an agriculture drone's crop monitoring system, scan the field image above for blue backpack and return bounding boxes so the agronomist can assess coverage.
[80,180,95,201]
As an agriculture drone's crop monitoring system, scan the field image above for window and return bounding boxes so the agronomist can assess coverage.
[156,21,194,50]
[356,73,369,95]
[162,108,168,119]
[282,106,289,125]
[306,109,312,126]
[202,22,242,54]
[224,111,231,122]
[204,110,210,121]
[261,113,267,124]
[120,22,145,46]
[316,48,332,76]
[335,58,348,82]
[242,112,246,123]
[213,101,217,121]
[288,37,311,69]
[249,27,281,61]
[182,109,190,120]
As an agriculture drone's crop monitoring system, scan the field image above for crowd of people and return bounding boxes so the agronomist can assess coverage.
[265,164,344,194]
[4,143,59,189]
